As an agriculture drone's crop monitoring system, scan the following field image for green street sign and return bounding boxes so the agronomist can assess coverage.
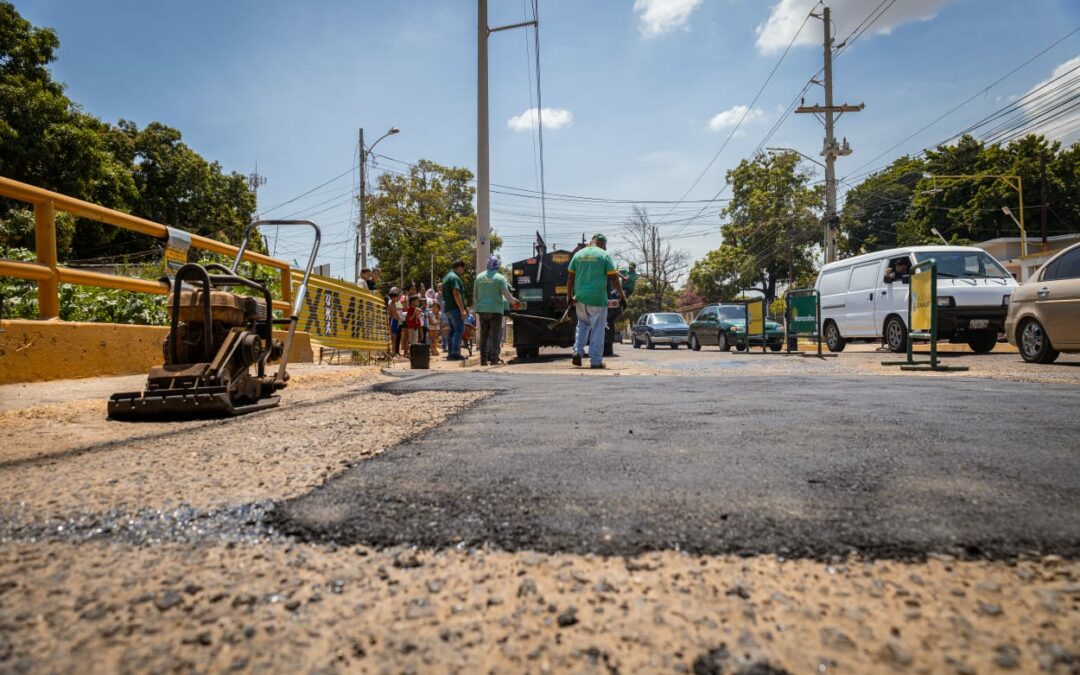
[788,294,818,335]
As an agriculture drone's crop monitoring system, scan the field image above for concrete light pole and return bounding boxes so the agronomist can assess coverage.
[355,126,400,284]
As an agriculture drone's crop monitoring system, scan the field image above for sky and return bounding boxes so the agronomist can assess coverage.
[15,0,1080,280]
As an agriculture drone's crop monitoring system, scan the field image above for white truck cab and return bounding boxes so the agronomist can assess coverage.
[815,246,1017,353]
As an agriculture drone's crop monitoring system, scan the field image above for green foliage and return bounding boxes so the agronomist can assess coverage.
[623,279,678,324]
[689,151,822,305]
[0,2,255,261]
[840,135,1080,253]
[367,159,501,298]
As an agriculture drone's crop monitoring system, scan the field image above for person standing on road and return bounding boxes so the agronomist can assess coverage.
[473,255,519,366]
[442,260,468,361]
[387,287,404,356]
[567,233,626,369]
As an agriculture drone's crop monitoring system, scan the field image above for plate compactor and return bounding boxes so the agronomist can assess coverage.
[108,219,320,421]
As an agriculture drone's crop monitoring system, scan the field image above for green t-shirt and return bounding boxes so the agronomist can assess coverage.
[568,245,615,307]
[621,268,638,294]
[442,270,465,312]
[473,270,510,314]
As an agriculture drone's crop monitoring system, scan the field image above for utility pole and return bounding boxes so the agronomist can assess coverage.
[356,128,366,283]
[1040,152,1049,252]
[477,0,536,347]
[796,5,864,264]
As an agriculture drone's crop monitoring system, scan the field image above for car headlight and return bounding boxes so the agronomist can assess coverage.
[937,296,955,307]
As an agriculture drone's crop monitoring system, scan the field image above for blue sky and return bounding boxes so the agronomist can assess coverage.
[16,0,1080,279]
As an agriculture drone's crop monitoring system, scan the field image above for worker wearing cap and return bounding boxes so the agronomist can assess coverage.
[620,262,639,297]
[473,255,520,365]
[567,233,626,369]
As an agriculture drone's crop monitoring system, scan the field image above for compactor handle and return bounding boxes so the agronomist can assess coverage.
[231,219,322,382]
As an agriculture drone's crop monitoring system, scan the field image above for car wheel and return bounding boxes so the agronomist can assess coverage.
[632,335,640,349]
[717,331,731,352]
[884,316,907,353]
[769,342,783,352]
[1018,318,1059,364]
[690,333,701,351]
[967,330,998,355]
[824,321,846,353]
[735,342,747,352]
[646,335,655,350]
[670,343,678,349]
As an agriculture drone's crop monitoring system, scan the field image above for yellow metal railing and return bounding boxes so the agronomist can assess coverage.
[0,176,293,318]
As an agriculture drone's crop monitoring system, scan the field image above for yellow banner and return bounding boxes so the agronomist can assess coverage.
[748,299,764,335]
[291,271,391,351]
[910,266,933,331]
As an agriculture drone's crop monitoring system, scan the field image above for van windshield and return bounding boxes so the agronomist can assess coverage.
[913,251,1011,279]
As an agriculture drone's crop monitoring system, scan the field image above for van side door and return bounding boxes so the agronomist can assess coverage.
[875,255,912,336]
[843,260,884,336]
[818,267,851,335]
[694,306,718,345]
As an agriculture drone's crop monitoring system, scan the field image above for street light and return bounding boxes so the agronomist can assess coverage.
[355,126,401,283]
[930,227,949,245]
[922,172,1026,257]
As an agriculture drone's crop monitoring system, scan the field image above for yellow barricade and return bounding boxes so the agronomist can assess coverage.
[292,271,390,351]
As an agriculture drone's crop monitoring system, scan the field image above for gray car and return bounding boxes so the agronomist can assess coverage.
[631,312,690,349]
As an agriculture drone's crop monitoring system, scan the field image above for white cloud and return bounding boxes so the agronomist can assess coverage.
[634,0,703,39]
[755,0,952,55]
[1019,56,1080,145]
[506,107,574,131]
[707,105,767,131]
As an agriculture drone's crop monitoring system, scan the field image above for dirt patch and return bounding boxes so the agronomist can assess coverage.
[0,372,489,518]
[1,542,1075,674]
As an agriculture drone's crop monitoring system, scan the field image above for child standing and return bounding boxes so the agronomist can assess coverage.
[428,302,442,355]
[404,295,423,347]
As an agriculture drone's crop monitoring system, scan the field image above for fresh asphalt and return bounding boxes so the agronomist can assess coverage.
[273,364,1080,560]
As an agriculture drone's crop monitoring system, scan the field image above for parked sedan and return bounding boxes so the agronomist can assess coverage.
[1005,242,1080,363]
[688,303,785,352]
[631,312,690,349]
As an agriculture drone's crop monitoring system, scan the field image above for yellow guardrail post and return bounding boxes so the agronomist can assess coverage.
[34,200,60,319]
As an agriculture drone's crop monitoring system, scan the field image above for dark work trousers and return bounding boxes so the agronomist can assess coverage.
[478,312,503,363]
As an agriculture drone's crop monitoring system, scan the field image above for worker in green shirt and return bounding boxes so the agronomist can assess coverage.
[566,233,626,369]
[473,255,519,365]
[620,262,638,296]
[441,259,468,360]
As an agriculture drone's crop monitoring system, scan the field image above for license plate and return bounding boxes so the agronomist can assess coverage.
[969,319,989,329]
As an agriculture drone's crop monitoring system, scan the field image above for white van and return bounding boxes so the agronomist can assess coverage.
[815,246,1017,353]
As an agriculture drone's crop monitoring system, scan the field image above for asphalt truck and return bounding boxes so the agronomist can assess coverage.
[509,234,621,360]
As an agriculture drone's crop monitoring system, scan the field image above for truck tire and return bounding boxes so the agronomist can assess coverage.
[824,320,846,353]
[966,330,997,354]
[884,316,907,353]
[604,341,614,357]
[516,347,531,361]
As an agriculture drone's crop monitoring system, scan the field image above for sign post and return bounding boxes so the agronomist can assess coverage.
[881,260,968,372]
[784,288,837,358]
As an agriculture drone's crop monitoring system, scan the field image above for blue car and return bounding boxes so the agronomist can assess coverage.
[631,312,690,349]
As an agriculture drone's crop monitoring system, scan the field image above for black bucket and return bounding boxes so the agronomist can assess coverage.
[409,342,430,369]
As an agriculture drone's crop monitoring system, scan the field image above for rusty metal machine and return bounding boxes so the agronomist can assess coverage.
[108,220,320,420]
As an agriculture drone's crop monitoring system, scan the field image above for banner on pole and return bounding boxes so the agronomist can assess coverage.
[788,295,818,335]
[290,271,391,351]
[747,298,764,335]
[910,267,933,331]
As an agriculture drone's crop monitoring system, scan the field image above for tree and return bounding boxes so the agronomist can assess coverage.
[840,135,1080,252]
[0,3,256,260]
[839,156,924,255]
[619,206,689,312]
[689,151,822,306]
[366,159,501,297]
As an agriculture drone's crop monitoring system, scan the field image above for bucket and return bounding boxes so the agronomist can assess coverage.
[409,342,430,369]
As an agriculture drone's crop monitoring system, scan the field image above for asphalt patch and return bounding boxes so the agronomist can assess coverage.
[273,373,1080,560]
